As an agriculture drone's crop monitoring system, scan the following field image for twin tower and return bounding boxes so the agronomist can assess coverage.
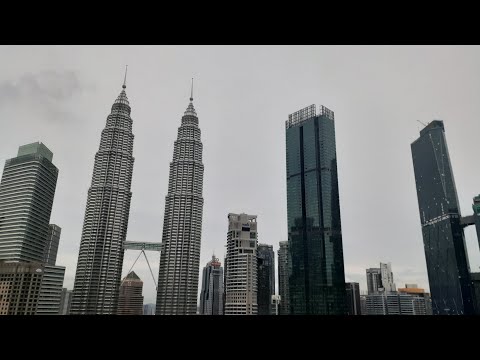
[70,78,204,315]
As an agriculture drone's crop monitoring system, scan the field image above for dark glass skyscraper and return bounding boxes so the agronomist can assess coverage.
[411,120,475,315]
[285,104,346,315]
[199,255,224,315]
[257,244,275,315]
[71,79,135,314]
[278,241,290,315]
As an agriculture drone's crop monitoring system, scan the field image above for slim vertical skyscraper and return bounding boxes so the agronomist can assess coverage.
[366,268,382,294]
[285,104,346,314]
[71,76,135,314]
[257,244,275,315]
[411,120,475,315]
[224,213,258,315]
[379,262,396,293]
[345,282,361,315]
[278,241,290,315]
[0,142,58,262]
[199,255,224,315]
[43,224,61,265]
[156,82,204,315]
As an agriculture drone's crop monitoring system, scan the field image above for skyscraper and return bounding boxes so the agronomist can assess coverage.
[156,83,204,315]
[199,255,224,315]
[43,224,61,265]
[345,282,361,315]
[379,262,396,293]
[411,120,475,315]
[71,77,135,314]
[278,241,290,315]
[224,213,258,315]
[59,288,73,315]
[117,271,143,315]
[0,142,58,262]
[285,104,346,314]
[257,244,275,315]
[366,268,382,294]
[36,265,66,315]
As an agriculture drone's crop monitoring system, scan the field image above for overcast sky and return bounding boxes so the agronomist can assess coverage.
[1,45,480,304]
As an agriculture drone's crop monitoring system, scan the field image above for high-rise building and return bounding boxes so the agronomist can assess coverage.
[156,84,204,316]
[143,303,155,315]
[257,244,275,315]
[346,282,361,315]
[398,284,433,315]
[285,104,346,314]
[471,273,480,314]
[380,262,396,293]
[473,195,480,251]
[0,142,58,263]
[366,268,382,294]
[71,79,135,315]
[0,261,43,315]
[117,271,143,315]
[365,293,428,315]
[199,255,224,315]
[360,295,367,315]
[59,288,73,315]
[411,120,475,315]
[271,294,281,315]
[224,213,258,315]
[43,224,61,265]
[278,241,290,315]
[37,265,66,315]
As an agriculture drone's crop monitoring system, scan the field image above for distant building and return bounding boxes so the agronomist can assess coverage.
[0,261,43,315]
[360,295,367,315]
[59,288,73,315]
[43,224,61,265]
[117,271,144,315]
[271,295,281,315]
[37,265,66,315]
[379,263,396,293]
[345,282,361,315]
[143,303,155,315]
[366,262,396,294]
[257,244,275,315]
[366,268,382,294]
[224,213,258,315]
[365,293,428,315]
[278,241,290,315]
[199,255,224,315]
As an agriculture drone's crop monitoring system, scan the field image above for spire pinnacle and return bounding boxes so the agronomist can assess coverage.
[190,78,193,101]
[123,65,128,89]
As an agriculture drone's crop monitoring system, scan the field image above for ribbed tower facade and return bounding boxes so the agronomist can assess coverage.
[156,87,204,315]
[71,80,134,315]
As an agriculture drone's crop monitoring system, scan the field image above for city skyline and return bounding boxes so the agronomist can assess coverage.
[2,46,480,305]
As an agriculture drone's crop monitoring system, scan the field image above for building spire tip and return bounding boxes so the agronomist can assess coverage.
[190,78,193,101]
[122,65,128,89]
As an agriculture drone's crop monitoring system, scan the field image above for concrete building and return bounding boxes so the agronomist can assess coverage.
[346,282,361,315]
[117,271,143,315]
[360,295,367,315]
[0,142,58,263]
[365,293,428,315]
[366,262,396,294]
[71,80,135,315]
[0,261,43,315]
[257,244,275,315]
[43,224,61,265]
[224,213,258,315]
[398,284,433,315]
[380,262,396,293]
[286,104,346,314]
[277,241,290,315]
[156,84,204,315]
[199,255,224,315]
[59,288,73,315]
[271,294,281,315]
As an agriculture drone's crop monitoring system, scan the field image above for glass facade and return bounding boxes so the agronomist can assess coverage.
[257,244,275,315]
[411,120,475,315]
[285,105,346,315]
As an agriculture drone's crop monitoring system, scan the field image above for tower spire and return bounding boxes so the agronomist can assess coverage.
[190,78,193,101]
[123,65,128,89]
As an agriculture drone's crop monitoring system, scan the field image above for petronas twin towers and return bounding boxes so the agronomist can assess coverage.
[71,74,204,315]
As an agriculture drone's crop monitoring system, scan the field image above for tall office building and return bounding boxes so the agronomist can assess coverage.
[143,303,155,315]
[278,241,290,315]
[59,288,73,315]
[199,255,224,315]
[411,120,475,315]
[117,271,143,315]
[285,104,346,314]
[360,295,367,315]
[398,284,433,315]
[365,293,428,315]
[366,268,382,294]
[71,79,135,314]
[37,265,66,315]
[346,282,361,315]
[257,244,275,315]
[224,213,258,315]
[43,224,61,265]
[156,84,204,315]
[0,142,58,262]
[380,262,396,293]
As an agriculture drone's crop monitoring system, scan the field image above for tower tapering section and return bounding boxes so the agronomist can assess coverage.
[71,76,135,314]
[156,82,204,315]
